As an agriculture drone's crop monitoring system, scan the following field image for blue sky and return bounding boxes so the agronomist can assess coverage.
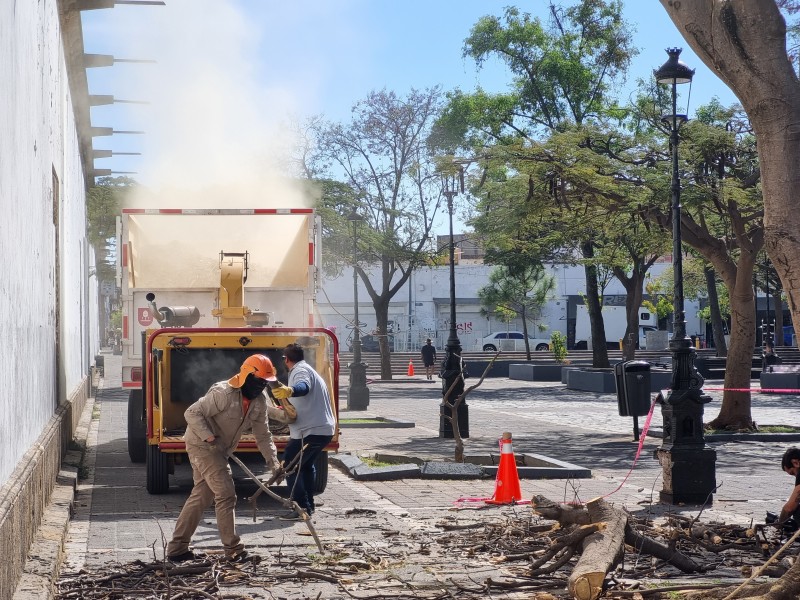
[81,1,739,192]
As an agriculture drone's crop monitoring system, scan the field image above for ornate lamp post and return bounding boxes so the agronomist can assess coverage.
[439,172,469,438]
[653,48,716,504]
[347,209,370,410]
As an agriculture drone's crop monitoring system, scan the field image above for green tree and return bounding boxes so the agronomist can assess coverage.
[478,263,555,360]
[436,0,639,368]
[634,99,764,430]
[660,1,800,432]
[87,176,135,280]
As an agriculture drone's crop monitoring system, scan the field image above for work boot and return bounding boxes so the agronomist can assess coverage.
[226,549,249,563]
[279,510,304,521]
[783,517,799,534]
[167,550,197,563]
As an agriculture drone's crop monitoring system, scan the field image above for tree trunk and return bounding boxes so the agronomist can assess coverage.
[583,241,610,368]
[705,266,728,357]
[659,0,800,412]
[374,299,392,380]
[709,260,757,431]
[773,290,785,346]
[613,261,653,363]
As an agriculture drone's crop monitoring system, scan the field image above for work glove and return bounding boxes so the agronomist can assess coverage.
[272,384,293,400]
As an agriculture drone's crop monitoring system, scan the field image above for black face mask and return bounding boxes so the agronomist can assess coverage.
[241,375,268,399]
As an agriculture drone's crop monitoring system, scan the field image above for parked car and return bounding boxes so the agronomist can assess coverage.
[482,331,550,352]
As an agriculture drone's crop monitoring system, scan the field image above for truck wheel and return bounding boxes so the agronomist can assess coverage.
[146,444,170,494]
[313,451,329,494]
[127,390,147,463]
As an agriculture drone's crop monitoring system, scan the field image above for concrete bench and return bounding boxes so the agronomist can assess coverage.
[760,371,800,394]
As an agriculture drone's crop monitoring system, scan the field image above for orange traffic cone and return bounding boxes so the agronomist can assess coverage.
[486,432,523,505]
[407,360,415,376]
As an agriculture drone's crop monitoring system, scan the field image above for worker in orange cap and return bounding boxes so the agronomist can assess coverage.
[166,354,281,563]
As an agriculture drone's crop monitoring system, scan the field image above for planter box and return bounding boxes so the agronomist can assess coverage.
[509,363,564,381]
[760,371,800,394]
[650,370,672,392]
[562,366,582,384]
[566,368,616,393]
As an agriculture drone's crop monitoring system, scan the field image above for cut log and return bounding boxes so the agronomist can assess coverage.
[532,495,591,525]
[625,527,704,573]
[567,498,627,600]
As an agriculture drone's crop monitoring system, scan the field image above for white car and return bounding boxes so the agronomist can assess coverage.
[481,331,550,352]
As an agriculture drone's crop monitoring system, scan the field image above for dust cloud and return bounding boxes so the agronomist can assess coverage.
[104,0,319,209]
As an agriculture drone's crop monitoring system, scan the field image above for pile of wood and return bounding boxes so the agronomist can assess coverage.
[55,500,800,600]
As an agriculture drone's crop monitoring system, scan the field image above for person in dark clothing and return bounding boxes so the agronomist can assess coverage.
[763,341,782,373]
[420,339,437,380]
[769,447,800,533]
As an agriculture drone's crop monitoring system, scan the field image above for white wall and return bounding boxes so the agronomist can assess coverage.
[0,0,95,485]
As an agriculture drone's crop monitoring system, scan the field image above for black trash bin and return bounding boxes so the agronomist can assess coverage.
[614,360,651,417]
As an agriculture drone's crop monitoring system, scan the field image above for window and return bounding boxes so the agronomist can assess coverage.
[509,333,524,339]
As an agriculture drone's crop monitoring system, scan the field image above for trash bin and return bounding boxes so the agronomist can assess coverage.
[614,360,651,417]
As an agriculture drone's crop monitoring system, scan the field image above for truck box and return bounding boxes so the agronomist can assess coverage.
[574,304,657,350]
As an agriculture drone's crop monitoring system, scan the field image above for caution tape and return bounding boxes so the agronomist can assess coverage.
[594,396,659,501]
[703,386,800,393]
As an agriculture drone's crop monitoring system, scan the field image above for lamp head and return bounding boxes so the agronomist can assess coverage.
[655,47,695,85]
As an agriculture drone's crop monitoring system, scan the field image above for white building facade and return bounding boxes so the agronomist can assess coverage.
[317,260,704,352]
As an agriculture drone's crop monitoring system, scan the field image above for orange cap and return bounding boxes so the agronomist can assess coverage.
[228,354,277,388]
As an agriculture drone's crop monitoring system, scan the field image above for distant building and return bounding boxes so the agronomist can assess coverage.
[316,259,705,353]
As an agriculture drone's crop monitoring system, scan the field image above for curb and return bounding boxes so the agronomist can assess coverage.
[12,396,96,600]
[339,418,415,428]
[329,452,592,481]
[12,467,78,600]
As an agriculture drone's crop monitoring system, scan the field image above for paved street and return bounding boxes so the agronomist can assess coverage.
[51,351,800,597]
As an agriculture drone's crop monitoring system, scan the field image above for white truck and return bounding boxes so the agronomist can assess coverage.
[117,208,340,493]
[574,304,658,350]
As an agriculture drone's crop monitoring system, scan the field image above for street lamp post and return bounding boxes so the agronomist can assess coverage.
[347,209,370,410]
[654,48,716,504]
[439,173,469,439]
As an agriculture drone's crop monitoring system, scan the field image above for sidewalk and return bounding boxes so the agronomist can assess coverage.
[15,353,800,598]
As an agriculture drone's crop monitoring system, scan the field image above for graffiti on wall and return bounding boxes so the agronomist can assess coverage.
[441,319,473,334]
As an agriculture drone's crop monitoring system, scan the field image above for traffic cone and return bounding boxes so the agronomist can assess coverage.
[407,360,415,376]
[486,432,523,505]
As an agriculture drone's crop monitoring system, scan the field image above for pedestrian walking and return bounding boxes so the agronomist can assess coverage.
[166,354,282,563]
[271,343,335,519]
[421,338,437,380]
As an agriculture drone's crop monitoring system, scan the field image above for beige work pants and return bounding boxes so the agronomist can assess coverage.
[166,443,244,558]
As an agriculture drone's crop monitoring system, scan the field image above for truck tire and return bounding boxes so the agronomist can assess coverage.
[146,444,170,494]
[313,451,329,494]
[127,390,147,463]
